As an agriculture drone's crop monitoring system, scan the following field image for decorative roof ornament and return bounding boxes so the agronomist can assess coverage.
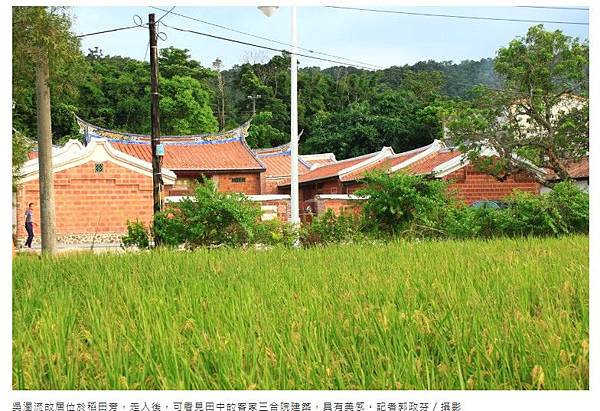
[76,116,253,145]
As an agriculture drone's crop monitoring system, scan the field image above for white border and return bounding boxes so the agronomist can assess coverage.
[3,2,596,411]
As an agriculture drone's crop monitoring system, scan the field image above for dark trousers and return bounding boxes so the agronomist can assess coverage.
[25,222,34,248]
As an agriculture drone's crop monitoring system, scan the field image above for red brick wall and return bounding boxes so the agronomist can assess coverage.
[444,166,540,204]
[315,198,363,217]
[16,161,156,240]
[265,178,284,195]
[212,172,262,194]
[166,171,262,196]
[255,199,290,222]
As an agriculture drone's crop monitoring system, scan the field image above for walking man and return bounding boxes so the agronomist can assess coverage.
[24,202,37,248]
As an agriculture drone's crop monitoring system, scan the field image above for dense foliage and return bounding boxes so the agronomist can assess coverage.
[357,171,455,237]
[13,6,513,159]
[151,179,261,248]
[355,173,588,240]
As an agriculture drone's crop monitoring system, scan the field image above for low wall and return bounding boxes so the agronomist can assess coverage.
[311,194,367,218]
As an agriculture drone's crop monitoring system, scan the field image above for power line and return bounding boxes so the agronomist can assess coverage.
[156,6,177,23]
[325,5,589,26]
[160,22,377,70]
[150,6,384,69]
[76,25,140,38]
[515,6,589,11]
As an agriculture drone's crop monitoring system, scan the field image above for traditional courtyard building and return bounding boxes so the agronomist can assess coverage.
[80,118,267,196]
[15,138,176,245]
[253,143,312,194]
[278,140,543,218]
[17,117,578,245]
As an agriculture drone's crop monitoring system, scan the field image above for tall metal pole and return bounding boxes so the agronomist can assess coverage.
[290,6,300,229]
[36,53,57,255]
[149,14,162,222]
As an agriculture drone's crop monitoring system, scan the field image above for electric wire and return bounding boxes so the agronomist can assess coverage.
[515,6,588,11]
[160,22,377,70]
[76,25,140,38]
[324,5,589,26]
[156,6,177,23]
[150,6,384,69]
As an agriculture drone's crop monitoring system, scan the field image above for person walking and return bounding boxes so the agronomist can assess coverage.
[24,202,37,248]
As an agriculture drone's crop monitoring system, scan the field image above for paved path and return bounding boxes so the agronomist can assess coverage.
[16,243,125,255]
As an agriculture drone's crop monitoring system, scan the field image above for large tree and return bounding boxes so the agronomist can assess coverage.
[446,25,589,183]
[13,6,84,254]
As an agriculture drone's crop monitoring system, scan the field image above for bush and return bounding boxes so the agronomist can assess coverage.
[121,220,150,249]
[446,205,504,239]
[357,171,454,238]
[153,179,261,248]
[545,181,589,234]
[254,219,297,247]
[300,209,363,247]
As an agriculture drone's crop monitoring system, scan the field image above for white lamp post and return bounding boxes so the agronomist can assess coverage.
[258,5,300,230]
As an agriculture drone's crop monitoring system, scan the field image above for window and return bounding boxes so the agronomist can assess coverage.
[231,177,246,183]
[95,163,104,173]
[175,177,193,188]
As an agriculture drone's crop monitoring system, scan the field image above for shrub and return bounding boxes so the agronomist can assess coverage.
[153,179,261,248]
[357,171,454,238]
[254,219,297,247]
[545,181,589,234]
[446,205,504,239]
[121,220,150,249]
[300,209,363,247]
[446,181,589,239]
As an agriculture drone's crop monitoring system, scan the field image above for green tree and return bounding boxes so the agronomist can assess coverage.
[160,76,219,135]
[446,25,589,183]
[13,6,85,142]
[246,111,287,148]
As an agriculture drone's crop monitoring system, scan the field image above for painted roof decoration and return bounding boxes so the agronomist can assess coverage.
[253,142,291,156]
[77,116,252,144]
[78,117,265,172]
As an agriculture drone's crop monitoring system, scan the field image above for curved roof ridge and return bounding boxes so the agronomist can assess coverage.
[77,115,252,143]
[253,142,291,155]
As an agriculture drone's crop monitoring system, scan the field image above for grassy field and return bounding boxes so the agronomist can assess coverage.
[13,236,588,390]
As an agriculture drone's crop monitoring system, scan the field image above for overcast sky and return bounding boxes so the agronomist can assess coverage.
[71,5,589,70]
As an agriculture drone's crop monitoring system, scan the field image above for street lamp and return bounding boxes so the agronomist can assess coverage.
[258,5,300,230]
[247,94,262,116]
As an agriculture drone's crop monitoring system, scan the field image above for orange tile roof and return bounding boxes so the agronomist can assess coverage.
[340,148,430,182]
[305,158,337,167]
[27,151,38,160]
[258,153,311,178]
[545,157,589,180]
[340,158,391,182]
[112,139,265,171]
[407,150,463,175]
[279,152,379,186]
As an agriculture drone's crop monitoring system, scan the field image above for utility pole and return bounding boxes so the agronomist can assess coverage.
[149,13,162,230]
[36,53,56,255]
[213,58,226,130]
[247,94,261,116]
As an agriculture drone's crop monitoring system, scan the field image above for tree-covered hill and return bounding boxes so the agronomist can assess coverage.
[11,7,504,162]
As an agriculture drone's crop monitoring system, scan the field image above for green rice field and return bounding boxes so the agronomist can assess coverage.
[13,236,588,390]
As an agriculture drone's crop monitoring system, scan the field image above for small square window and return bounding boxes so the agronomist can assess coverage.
[95,163,104,173]
[231,177,246,183]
